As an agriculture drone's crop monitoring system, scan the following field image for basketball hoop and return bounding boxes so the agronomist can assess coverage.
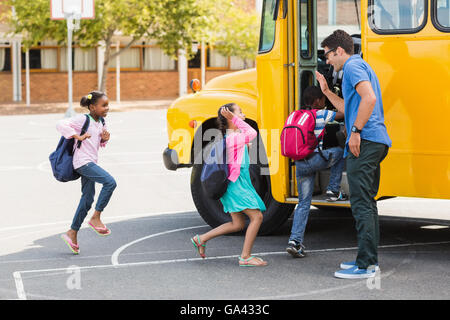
[50,0,95,117]
[51,0,95,20]
[64,12,81,30]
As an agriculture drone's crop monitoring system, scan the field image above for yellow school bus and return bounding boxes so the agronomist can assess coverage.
[163,0,450,234]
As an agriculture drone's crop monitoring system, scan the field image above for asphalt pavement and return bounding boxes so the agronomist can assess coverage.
[0,110,449,301]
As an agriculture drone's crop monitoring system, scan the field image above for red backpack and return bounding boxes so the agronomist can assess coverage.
[280,109,324,160]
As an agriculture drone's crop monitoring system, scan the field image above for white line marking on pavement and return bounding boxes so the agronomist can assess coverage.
[36,161,187,175]
[112,172,191,177]
[12,240,450,300]
[6,209,443,235]
[13,272,26,300]
[99,161,164,166]
[36,160,165,173]
[0,166,35,171]
[103,151,163,156]
[252,269,397,300]
[0,249,195,265]
[0,210,197,233]
[36,161,51,173]
[111,225,209,265]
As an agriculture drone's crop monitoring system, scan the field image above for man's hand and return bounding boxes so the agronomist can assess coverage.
[101,129,110,142]
[73,133,91,141]
[348,132,361,157]
[315,71,345,113]
[315,71,330,95]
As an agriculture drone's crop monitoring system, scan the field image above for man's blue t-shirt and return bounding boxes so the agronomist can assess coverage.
[342,55,392,157]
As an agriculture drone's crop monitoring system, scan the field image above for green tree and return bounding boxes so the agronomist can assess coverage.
[211,2,260,68]
[3,0,211,91]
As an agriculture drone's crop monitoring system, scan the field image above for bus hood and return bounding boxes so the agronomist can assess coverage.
[203,68,257,97]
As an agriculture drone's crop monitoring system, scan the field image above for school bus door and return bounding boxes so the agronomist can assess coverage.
[256,0,292,204]
[287,0,319,200]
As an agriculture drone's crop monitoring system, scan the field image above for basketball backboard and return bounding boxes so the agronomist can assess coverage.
[50,0,95,20]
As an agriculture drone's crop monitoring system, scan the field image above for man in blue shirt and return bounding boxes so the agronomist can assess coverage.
[316,30,391,279]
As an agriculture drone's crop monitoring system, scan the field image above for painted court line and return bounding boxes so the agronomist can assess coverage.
[252,268,398,300]
[0,210,197,233]
[0,248,195,266]
[13,240,450,300]
[36,160,164,173]
[111,225,209,265]
[13,272,26,300]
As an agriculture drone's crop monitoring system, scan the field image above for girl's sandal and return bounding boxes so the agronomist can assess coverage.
[191,235,206,258]
[88,221,111,236]
[61,234,80,255]
[238,256,267,267]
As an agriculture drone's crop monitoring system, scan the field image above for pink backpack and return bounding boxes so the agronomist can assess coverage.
[280,109,324,160]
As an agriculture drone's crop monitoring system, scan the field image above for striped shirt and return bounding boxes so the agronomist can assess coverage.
[314,109,336,151]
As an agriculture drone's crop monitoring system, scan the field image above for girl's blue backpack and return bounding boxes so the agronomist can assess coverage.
[200,138,229,200]
[49,115,91,182]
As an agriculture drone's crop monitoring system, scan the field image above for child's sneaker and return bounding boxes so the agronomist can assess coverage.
[286,240,306,258]
[326,190,348,202]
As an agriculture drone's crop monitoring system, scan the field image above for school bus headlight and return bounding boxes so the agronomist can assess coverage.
[188,120,197,128]
[190,79,201,93]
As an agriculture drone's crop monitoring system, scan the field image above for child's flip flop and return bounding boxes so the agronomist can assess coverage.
[61,234,80,255]
[190,235,206,258]
[238,256,267,267]
[88,221,111,236]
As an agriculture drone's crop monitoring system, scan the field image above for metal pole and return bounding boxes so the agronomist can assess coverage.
[97,42,105,90]
[12,41,17,102]
[12,40,22,102]
[328,0,336,25]
[65,17,75,117]
[25,49,30,106]
[178,49,188,97]
[201,41,206,87]
[116,41,120,103]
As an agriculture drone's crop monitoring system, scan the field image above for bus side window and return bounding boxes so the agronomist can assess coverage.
[369,0,427,34]
[437,7,450,28]
[432,0,450,32]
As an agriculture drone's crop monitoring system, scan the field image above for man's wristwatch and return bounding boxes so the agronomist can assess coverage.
[351,125,362,134]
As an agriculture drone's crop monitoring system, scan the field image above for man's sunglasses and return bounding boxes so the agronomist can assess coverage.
[324,48,337,60]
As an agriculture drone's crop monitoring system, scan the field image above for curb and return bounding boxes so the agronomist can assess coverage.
[0,100,174,116]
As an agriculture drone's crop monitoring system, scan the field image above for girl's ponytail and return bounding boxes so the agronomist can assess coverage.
[80,91,107,109]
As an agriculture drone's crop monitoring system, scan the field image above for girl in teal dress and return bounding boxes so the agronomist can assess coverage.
[191,103,267,267]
